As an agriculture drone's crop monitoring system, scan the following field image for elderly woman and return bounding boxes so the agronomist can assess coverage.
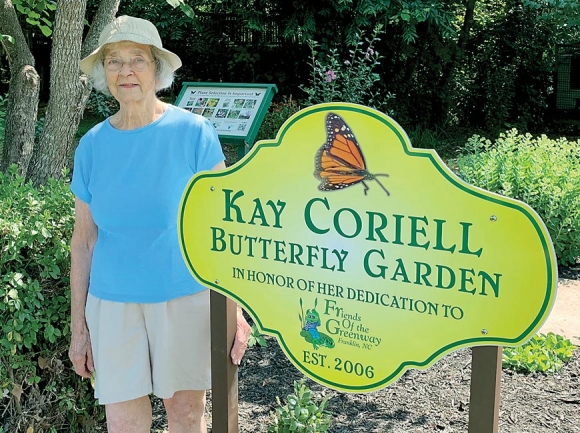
[69,16,251,433]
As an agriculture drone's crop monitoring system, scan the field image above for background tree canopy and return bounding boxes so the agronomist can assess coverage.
[122,0,580,131]
[0,0,578,183]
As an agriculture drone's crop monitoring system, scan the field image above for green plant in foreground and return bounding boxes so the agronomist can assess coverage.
[247,323,267,348]
[456,129,580,266]
[0,165,104,431]
[502,333,576,374]
[268,378,332,433]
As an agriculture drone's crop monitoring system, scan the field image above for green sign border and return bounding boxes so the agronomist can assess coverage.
[179,103,557,391]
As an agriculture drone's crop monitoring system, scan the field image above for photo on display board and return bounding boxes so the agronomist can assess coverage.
[243,99,256,109]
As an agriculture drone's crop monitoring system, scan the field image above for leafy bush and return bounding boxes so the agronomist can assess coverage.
[299,26,393,111]
[255,97,301,142]
[268,378,333,433]
[85,91,119,119]
[502,333,576,374]
[0,165,103,432]
[456,130,580,266]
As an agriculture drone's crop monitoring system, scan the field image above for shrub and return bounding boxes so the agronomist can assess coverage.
[268,378,333,433]
[85,91,119,120]
[502,332,576,374]
[255,97,301,143]
[456,130,580,266]
[0,165,103,432]
[299,26,393,112]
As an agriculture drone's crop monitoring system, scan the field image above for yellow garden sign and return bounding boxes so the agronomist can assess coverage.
[179,103,557,392]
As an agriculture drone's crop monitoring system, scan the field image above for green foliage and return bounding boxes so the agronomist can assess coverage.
[85,91,119,120]
[523,0,580,36]
[390,1,456,44]
[164,0,196,20]
[268,379,333,433]
[13,0,56,37]
[503,332,577,374]
[0,166,103,431]
[456,130,580,266]
[300,26,392,111]
[406,124,458,158]
[247,323,267,348]
[255,97,301,142]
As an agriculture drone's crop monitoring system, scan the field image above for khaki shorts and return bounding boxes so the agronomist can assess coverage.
[85,290,211,405]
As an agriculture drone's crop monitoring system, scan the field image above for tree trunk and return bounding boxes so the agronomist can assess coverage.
[0,0,40,176]
[27,0,120,185]
[432,0,478,125]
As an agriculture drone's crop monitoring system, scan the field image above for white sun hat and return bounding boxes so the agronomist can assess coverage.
[79,15,182,75]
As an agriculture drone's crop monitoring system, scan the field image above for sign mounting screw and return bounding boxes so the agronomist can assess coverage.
[490,215,497,222]
[481,329,488,335]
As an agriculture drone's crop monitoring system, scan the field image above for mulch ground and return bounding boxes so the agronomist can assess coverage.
[224,338,580,433]
[149,266,580,432]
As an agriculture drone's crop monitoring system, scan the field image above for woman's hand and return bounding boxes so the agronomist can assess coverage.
[69,325,94,378]
[230,306,252,366]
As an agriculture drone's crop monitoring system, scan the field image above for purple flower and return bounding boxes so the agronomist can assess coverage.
[325,70,337,82]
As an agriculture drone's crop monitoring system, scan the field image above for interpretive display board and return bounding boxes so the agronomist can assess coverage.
[178,103,557,392]
[175,82,277,158]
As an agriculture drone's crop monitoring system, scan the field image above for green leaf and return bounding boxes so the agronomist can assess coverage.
[39,25,52,37]
[179,3,195,19]
[0,34,14,44]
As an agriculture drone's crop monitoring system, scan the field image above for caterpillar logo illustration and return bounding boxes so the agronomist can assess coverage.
[299,298,335,350]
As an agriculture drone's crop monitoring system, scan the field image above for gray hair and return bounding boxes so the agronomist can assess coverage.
[89,45,175,96]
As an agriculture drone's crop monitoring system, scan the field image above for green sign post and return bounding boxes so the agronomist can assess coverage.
[175,82,277,159]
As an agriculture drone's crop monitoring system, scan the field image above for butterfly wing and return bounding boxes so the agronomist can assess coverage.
[315,113,368,191]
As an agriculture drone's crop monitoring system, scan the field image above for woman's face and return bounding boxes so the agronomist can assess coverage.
[103,41,156,106]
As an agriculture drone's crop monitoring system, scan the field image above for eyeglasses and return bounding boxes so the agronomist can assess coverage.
[104,56,154,72]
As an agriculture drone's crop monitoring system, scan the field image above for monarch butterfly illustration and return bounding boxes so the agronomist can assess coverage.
[314,112,390,196]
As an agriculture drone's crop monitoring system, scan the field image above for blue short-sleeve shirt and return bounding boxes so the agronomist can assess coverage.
[71,105,224,303]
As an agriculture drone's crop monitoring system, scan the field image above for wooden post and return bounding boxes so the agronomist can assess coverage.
[210,290,239,432]
[468,346,502,433]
